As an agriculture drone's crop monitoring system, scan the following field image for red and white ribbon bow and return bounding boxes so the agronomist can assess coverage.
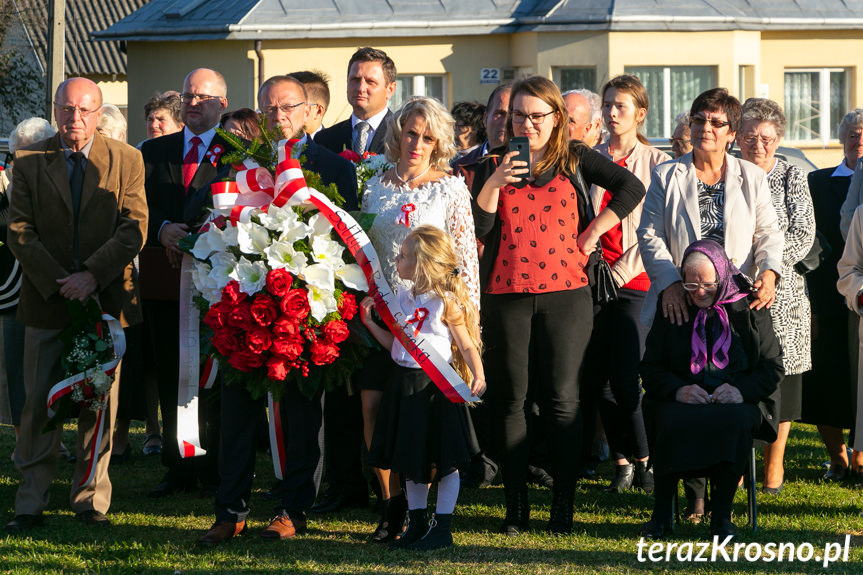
[406,307,429,337]
[46,313,125,487]
[205,144,225,167]
[398,203,416,227]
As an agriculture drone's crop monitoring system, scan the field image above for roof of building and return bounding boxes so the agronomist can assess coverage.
[14,0,148,76]
[94,0,863,42]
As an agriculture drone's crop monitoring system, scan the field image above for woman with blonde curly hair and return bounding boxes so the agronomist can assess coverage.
[359,95,480,543]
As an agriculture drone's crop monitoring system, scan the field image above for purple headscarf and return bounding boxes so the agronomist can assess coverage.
[682,240,751,375]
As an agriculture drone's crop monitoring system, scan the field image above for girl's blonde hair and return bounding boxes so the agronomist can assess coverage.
[405,225,481,383]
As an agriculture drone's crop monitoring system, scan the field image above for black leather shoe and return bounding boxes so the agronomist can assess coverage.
[640,517,672,540]
[527,465,554,489]
[761,479,784,495]
[310,491,368,513]
[603,464,635,493]
[110,444,131,465]
[147,479,196,498]
[711,517,737,541]
[634,460,654,493]
[823,463,848,482]
[5,514,43,533]
[76,510,111,527]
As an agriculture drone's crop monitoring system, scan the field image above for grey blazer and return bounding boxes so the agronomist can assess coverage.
[637,152,783,325]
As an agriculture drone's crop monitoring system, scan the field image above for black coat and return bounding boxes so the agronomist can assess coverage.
[315,111,392,157]
[141,131,233,245]
[806,167,850,316]
[470,142,646,291]
[640,297,783,445]
[298,139,359,211]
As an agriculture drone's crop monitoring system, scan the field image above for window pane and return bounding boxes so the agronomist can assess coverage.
[830,71,847,140]
[785,71,820,141]
[669,67,713,132]
[625,66,665,137]
[558,68,597,92]
[426,76,445,105]
[393,77,413,110]
[392,75,446,109]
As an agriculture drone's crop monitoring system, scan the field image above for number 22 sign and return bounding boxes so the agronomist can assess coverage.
[480,68,500,85]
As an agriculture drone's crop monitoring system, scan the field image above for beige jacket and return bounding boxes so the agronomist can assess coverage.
[590,140,671,287]
[637,152,782,326]
[836,202,863,451]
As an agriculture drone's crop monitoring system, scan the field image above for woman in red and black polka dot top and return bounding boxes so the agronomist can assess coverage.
[471,75,645,535]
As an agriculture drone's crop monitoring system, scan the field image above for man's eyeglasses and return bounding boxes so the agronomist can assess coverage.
[54,104,102,118]
[682,281,719,292]
[262,102,306,116]
[511,110,555,125]
[740,135,778,147]
[180,92,222,104]
[690,116,730,129]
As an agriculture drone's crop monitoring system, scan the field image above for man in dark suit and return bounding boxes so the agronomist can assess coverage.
[312,47,397,515]
[315,47,396,156]
[142,68,231,498]
[197,75,358,546]
[5,78,147,532]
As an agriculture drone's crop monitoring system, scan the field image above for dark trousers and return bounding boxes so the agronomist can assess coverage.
[484,288,592,489]
[322,385,367,499]
[148,300,219,488]
[584,288,649,461]
[216,379,323,522]
[654,465,736,524]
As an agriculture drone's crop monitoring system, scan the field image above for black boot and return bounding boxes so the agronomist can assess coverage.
[388,508,427,549]
[408,513,453,551]
[640,515,673,540]
[546,485,574,534]
[371,491,407,543]
[634,460,655,493]
[500,485,530,536]
[603,463,635,493]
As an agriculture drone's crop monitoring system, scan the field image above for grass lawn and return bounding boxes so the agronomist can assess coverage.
[1,421,861,574]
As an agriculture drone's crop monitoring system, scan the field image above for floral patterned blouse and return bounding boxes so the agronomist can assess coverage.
[362,174,481,310]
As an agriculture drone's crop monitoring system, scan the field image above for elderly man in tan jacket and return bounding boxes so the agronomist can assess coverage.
[4,77,147,533]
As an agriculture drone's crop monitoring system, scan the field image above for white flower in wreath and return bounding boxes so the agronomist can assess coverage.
[311,235,345,269]
[277,212,313,244]
[258,203,297,233]
[207,252,237,289]
[230,256,268,295]
[191,226,228,260]
[221,224,239,247]
[307,285,339,322]
[308,212,333,236]
[303,263,335,293]
[237,221,272,255]
[335,263,368,292]
[265,242,308,276]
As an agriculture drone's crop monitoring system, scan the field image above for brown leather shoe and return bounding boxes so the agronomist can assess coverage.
[260,514,307,540]
[197,520,246,546]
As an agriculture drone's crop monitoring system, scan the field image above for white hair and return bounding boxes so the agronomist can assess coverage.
[562,88,602,123]
[682,250,716,278]
[838,108,863,144]
[9,117,56,153]
[97,103,127,143]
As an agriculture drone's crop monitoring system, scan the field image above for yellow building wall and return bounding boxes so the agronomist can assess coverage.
[257,35,512,124]
[93,77,128,110]
[126,41,256,144]
[534,31,609,90]
[761,30,863,168]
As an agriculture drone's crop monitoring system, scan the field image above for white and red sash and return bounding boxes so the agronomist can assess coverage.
[46,313,125,487]
[178,138,478,465]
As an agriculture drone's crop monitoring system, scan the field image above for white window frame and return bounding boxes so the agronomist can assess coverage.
[394,74,448,108]
[784,67,847,146]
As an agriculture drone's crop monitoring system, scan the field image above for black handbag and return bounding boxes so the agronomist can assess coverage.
[794,230,831,275]
[571,167,618,304]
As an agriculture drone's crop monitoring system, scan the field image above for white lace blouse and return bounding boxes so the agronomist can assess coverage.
[362,174,481,310]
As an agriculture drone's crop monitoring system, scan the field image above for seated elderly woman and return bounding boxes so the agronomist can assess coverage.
[640,239,782,540]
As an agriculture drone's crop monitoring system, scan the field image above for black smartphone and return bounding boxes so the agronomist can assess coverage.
[508,136,530,181]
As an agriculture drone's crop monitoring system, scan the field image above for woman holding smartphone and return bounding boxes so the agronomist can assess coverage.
[585,75,671,494]
[471,75,645,535]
